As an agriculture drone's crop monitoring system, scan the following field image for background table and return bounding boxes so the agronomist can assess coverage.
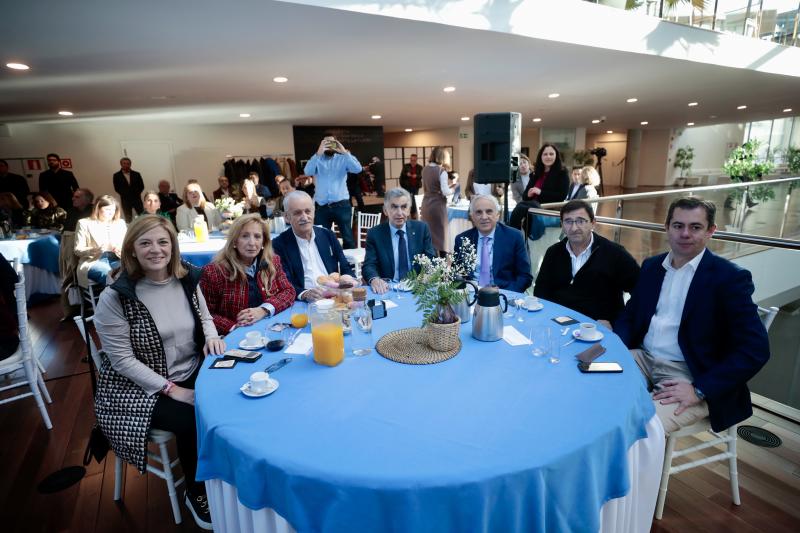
[179,232,281,268]
[0,234,61,299]
[196,294,664,533]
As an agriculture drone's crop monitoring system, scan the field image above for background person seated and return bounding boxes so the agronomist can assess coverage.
[534,200,639,327]
[140,190,171,220]
[27,191,67,230]
[74,195,127,287]
[272,191,355,302]
[93,215,225,530]
[454,194,532,293]
[176,182,221,233]
[200,214,295,334]
[363,188,435,294]
[614,197,770,433]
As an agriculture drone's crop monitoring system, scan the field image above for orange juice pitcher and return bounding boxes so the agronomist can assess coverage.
[310,299,344,367]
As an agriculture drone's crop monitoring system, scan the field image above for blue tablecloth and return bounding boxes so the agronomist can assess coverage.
[179,232,281,268]
[0,234,61,274]
[195,294,655,533]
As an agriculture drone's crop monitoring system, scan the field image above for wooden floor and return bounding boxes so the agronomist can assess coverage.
[1,297,799,532]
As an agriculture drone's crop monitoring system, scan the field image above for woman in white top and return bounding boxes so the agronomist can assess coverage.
[74,195,127,287]
[176,182,222,232]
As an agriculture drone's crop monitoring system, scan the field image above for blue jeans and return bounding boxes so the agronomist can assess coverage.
[315,200,355,249]
[88,253,120,285]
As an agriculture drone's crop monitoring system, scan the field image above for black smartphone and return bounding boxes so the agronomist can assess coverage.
[578,362,623,373]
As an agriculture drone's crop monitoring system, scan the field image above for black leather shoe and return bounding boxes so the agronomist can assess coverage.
[184,492,212,530]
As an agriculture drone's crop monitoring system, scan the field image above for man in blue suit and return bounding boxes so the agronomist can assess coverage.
[272,191,355,302]
[615,197,769,433]
[454,195,533,293]
[363,188,435,293]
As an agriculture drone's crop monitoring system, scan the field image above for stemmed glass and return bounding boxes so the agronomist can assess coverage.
[393,279,406,299]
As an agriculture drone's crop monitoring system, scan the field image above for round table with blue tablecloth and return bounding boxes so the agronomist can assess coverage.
[195,292,664,533]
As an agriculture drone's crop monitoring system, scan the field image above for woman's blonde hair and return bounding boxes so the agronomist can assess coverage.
[580,166,601,187]
[429,146,451,167]
[183,182,207,209]
[91,194,122,221]
[212,213,278,293]
[120,215,187,280]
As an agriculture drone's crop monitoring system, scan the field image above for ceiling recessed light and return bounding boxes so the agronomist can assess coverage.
[443,86,456,93]
[710,115,718,119]
[606,130,613,134]
[548,93,560,99]
[737,105,747,110]
[687,122,695,126]
[6,62,30,70]
[225,154,232,158]
[591,119,600,124]
[404,128,413,132]
[58,111,74,116]
[688,102,698,107]
[239,113,251,118]
[460,116,470,121]
[371,115,382,120]
[640,121,649,125]
[626,98,638,103]
[783,108,792,113]
[532,118,542,123]
[273,76,288,83]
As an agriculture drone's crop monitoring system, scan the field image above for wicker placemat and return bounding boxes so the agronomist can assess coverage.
[376,327,461,365]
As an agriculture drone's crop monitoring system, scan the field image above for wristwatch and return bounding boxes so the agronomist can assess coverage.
[693,386,705,401]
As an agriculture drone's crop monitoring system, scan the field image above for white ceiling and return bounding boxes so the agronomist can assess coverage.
[2,0,799,134]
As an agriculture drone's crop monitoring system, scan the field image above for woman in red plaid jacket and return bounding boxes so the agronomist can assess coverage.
[200,214,295,334]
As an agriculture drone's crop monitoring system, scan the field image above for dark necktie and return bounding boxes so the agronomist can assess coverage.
[397,229,409,280]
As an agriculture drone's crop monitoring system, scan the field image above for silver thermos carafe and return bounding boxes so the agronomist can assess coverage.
[472,286,508,342]
[452,279,479,324]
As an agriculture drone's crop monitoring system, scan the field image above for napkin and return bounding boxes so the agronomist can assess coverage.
[285,333,313,355]
[383,300,399,309]
[503,326,532,346]
[575,344,606,364]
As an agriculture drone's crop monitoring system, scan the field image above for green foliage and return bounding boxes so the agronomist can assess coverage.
[723,140,776,203]
[406,237,477,326]
[787,146,800,192]
[571,150,595,168]
[673,146,694,177]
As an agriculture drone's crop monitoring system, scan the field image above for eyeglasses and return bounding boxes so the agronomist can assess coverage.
[562,218,590,228]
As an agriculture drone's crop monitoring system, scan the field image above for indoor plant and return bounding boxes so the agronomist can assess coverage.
[722,140,776,205]
[673,146,694,185]
[406,237,477,351]
[787,145,800,193]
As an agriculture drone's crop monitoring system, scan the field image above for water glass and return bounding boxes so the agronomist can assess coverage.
[351,307,374,356]
[548,327,561,364]
[379,278,394,300]
[530,327,550,358]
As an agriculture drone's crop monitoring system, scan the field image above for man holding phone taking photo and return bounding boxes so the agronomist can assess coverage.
[303,136,362,249]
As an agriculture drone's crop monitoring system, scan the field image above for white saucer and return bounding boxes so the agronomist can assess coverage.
[573,329,604,342]
[522,302,544,312]
[394,281,412,292]
[240,379,279,397]
[239,338,265,350]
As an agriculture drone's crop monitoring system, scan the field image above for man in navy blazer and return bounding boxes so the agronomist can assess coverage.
[272,191,354,301]
[614,197,769,433]
[454,195,533,293]
[363,188,435,293]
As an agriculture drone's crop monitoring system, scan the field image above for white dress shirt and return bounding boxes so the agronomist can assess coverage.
[642,249,706,361]
[566,232,594,278]
[294,229,329,291]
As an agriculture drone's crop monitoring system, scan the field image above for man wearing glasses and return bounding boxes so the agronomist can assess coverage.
[534,200,639,328]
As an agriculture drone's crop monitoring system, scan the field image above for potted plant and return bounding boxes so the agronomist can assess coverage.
[787,146,800,193]
[214,196,244,232]
[722,140,776,206]
[673,146,694,186]
[571,149,595,168]
[406,237,477,352]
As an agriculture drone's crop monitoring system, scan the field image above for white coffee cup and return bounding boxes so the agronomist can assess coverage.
[524,296,539,309]
[249,371,270,393]
[245,331,264,346]
[579,323,598,339]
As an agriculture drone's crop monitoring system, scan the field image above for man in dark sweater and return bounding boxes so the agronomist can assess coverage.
[38,153,79,209]
[534,200,639,327]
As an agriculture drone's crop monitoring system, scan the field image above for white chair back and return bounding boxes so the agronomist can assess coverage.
[356,212,382,248]
[73,315,104,370]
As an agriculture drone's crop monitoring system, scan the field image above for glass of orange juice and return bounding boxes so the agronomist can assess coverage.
[290,301,309,329]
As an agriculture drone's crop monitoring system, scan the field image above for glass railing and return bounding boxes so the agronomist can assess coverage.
[540,176,800,261]
[585,0,800,48]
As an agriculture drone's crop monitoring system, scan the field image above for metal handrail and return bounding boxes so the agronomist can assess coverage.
[540,176,800,209]
[526,208,800,251]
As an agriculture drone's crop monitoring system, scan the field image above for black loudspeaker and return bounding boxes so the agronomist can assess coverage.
[473,112,521,184]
